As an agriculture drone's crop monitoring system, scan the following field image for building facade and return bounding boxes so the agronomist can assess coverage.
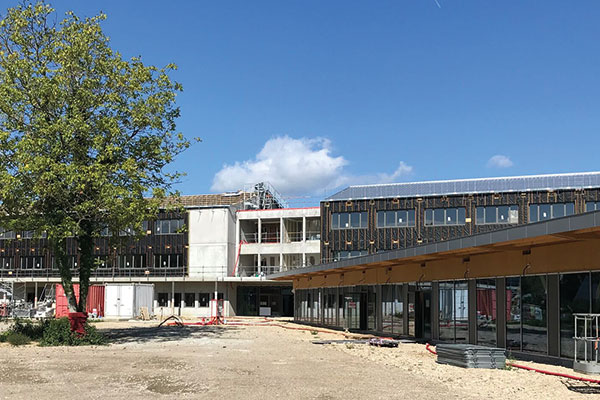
[272,172,600,364]
[0,184,320,319]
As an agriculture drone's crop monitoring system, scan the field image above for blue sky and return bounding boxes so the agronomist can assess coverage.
[37,1,600,204]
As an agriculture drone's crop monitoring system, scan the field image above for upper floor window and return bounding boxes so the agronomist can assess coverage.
[333,250,368,261]
[22,230,47,239]
[0,229,15,239]
[586,201,600,212]
[377,209,415,228]
[529,202,574,223]
[424,208,466,226]
[154,253,183,268]
[156,219,184,235]
[331,212,367,229]
[476,205,518,225]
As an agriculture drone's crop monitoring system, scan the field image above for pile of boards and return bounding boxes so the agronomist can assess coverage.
[436,344,506,369]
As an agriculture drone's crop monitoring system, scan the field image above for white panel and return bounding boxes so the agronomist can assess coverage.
[119,285,134,317]
[104,285,120,317]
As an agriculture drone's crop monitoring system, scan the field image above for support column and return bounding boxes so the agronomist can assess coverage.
[280,217,284,244]
[171,281,175,316]
[468,279,477,344]
[34,281,38,308]
[258,218,262,244]
[302,216,307,242]
[302,253,306,267]
[547,274,560,357]
[431,281,439,340]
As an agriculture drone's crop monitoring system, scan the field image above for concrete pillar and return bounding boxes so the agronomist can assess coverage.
[302,253,306,267]
[153,300,158,310]
[34,281,38,308]
[279,253,283,273]
[171,281,175,316]
[258,218,262,244]
[257,253,261,276]
[303,216,307,242]
[280,217,284,244]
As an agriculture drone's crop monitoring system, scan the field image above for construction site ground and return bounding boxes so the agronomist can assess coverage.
[0,318,598,399]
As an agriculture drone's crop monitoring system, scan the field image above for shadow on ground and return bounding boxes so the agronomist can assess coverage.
[103,325,238,345]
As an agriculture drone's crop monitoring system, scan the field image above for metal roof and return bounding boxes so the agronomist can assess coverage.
[326,171,600,201]
[269,210,600,280]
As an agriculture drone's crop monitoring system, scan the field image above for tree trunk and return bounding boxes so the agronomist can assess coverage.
[53,238,78,312]
[77,223,94,313]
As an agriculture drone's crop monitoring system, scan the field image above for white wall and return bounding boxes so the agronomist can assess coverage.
[188,208,236,278]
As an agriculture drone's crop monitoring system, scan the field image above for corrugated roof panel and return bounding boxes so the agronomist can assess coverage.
[326,172,600,201]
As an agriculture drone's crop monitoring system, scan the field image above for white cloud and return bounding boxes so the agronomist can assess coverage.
[211,136,414,196]
[211,136,347,196]
[487,155,514,168]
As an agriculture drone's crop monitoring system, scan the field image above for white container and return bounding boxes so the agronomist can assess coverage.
[104,284,154,319]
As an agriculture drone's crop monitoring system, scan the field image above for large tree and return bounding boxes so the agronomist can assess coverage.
[0,2,190,313]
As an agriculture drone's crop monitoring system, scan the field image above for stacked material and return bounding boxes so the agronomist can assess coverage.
[368,337,399,347]
[436,344,506,369]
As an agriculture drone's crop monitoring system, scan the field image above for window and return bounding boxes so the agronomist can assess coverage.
[333,250,368,261]
[0,229,15,239]
[95,255,112,269]
[211,292,224,300]
[439,281,469,343]
[20,256,44,269]
[586,201,600,212]
[529,202,574,222]
[99,226,111,237]
[154,254,182,268]
[118,254,146,269]
[157,293,169,307]
[560,273,590,358]
[331,212,368,229]
[184,293,195,307]
[119,221,149,236]
[476,205,518,224]
[376,209,416,227]
[476,279,496,346]
[0,256,13,269]
[198,293,210,307]
[424,208,466,226]
[506,277,521,351]
[382,284,403,334]
[521,275,547,353]
[156,219,184,235]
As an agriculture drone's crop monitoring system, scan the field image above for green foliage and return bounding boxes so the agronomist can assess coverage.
[0,2,193,311]
[40,318,107,346]
[9,317,47,340]
[6,331,31,346]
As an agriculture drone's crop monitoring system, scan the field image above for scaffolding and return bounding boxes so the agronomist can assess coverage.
[573,313,600,375]
[243,182,288,210]
[0,282,55,319]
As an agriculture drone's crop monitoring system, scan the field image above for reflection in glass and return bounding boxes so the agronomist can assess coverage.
[521,275,547,353]
[454,281,469,343]
[477,279,497,346]
[560,273,590,358]
[439,282,454,341]
[506,277,521,351]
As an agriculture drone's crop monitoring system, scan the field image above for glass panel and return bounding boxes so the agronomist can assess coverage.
[509,206,519,223]
[439,282,455,341]
[560,273,590,358]
[397,210,408,227]
[385,211,395,227]
[377,211,384,228]
[433,209,444,225]
[521,275,547,353]
[552,203,565,218]
[446,208,457,225]
[485,206,496,224]
[425,209,433,226]
[350,213,361,228]
[506,277,521,351]
[332,213,339,229]
[339,213,350,229]
[454,281,469,343]
[394,284,403,334]
[586,202,595,212]
[360,212,368,228]
[382,285,394,334]
[476,207,485,224]
[539,204,551,221]
[477,279,497,346]
[457,208,466,224]
[565,202,575,216]
[497,206,509,223]
[529,205,538,223]
[407,209,415,227]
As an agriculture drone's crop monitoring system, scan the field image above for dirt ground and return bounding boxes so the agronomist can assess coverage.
[0,319,599,399]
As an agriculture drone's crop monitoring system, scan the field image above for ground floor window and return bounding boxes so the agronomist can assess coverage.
[198,293,210,307]
[382,284,403,335]
[439,281,468,343]
[157,292,169,307]
[184,293,195,307]
[476,279,497,346]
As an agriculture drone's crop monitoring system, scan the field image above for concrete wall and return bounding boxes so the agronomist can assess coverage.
[188,208,236,278]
